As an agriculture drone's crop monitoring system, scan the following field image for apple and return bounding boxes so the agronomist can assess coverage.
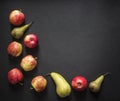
[7,41,22,57]
[20,55,37,71]
[71,76,88,92]
[8,68,24,85]
[24,34,38,48]
[31,76,47,92]
[9,9,25,26]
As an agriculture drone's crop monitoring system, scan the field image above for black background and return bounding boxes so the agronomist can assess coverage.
[0,0,120,101]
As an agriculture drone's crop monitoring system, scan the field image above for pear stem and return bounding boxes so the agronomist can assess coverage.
[103,72,111,77]
[46,73,50,76]
[28,22,33,26]
[19,82,23,86]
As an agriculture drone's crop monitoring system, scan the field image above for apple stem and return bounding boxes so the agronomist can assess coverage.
[30,87,33,90]
[46,73,50,76]
[19,82,23,86]
[19,9,22,12]
[35,57,37,60]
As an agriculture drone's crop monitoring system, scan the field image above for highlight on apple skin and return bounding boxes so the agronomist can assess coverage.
[31,75,47,92]
[20,55,37,71]
[9,9,25,26]
[7,41,22,57]
[8,68,24,85]
[24,34,38,48]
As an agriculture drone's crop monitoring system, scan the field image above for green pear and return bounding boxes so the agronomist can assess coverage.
[48,72,71,98]
[11,22,32,39]
[89,73,110,93]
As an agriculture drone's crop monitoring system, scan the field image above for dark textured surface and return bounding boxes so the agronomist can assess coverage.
[0,0,120,101]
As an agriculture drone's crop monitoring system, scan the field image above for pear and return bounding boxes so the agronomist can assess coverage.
[48,72,71,98]
[11,22,32,39]
[89,72,110,93]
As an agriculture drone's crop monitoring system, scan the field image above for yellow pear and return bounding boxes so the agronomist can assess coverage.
[48,72,71,98]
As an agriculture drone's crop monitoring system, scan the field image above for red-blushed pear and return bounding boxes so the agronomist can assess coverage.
[71,76,88,92]
[7,41,22,57]
[8,68,24,85]
[9,9,25,26]
[31,76,47,92]
[20,55,37,71]
[24,34,38,48]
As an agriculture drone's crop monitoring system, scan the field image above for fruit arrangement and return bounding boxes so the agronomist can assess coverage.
[7,9,111,98]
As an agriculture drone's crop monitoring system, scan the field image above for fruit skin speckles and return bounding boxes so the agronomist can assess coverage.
[31,76,47,92]
[7,41,22,57]
[8,68,24,85]
[24,34,38,48]
[20,55,37,71]
[9,9,25,26]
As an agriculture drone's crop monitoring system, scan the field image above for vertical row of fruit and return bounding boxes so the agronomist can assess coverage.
[7,9,110,98]
[7,9,50,94]
[7,9,41,88]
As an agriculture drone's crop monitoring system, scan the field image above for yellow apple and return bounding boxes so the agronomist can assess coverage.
[20,55,37,71]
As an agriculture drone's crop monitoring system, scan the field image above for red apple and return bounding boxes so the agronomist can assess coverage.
[20,55,37,71]
[24,34,38,48]
[9,9,25,26]
[31,76,47,92]
[8,68,24,85]
[7,41,22,57]
[71,76,88,92]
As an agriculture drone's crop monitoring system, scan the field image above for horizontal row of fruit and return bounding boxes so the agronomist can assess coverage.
[8,67,110,98]
[7,9,110,98]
